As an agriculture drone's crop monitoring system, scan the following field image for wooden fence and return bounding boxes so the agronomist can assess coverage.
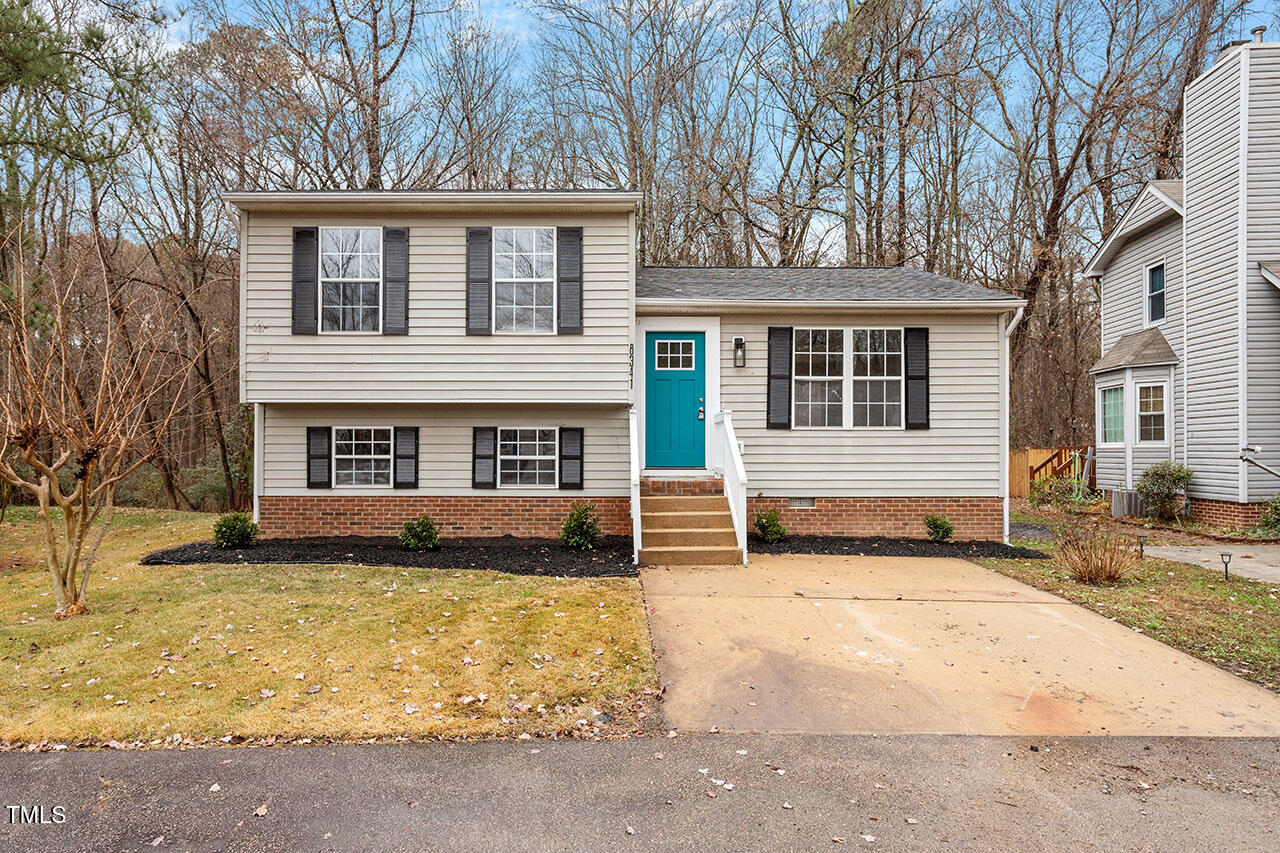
[1009,446,1096,498]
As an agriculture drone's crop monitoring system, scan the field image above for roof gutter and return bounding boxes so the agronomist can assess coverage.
[636,298,1027,314]
[1003,305,1025,338]
[221,190,643,213]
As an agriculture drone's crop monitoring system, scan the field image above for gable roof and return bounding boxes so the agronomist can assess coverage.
[636,267,1022,308]
[1084,180,1184,278]
[221,190,641,215]
[1090,327,1179,374]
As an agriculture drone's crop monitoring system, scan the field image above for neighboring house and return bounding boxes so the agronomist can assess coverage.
[224,190,1024,563]
[1085,29,1280,527]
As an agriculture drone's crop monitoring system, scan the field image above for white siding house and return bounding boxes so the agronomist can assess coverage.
[1086,31,1280,525]
[227,192,1023,562]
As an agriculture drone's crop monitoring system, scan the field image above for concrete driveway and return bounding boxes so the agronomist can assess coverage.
[641,554,1280,736]
[1147,544,1280,585]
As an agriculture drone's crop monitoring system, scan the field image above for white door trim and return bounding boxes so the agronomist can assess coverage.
[635,316,721,475]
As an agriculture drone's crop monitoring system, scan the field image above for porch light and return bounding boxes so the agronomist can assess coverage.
[733,336,746,368]
[1220,552,1232,580]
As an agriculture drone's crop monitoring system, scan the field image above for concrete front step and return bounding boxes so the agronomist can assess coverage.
[639,495,729,513]
[640,510,733,529]
[637,545,744,566]
[642,527,738,548]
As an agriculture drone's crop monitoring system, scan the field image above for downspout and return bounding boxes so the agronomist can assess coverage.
[1001,307,1025,543]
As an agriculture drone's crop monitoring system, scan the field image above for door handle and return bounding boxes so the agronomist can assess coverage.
[698,407,705,420]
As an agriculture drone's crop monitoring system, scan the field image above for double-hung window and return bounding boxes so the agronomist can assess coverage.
[333,427,392,486]
[498,428,558,486]
[793,329,844,427]
[493,228,555,334]
[851,329,903,428]
[1146,262,1165,325]
[1099,386,1124,445]
[1138,384,1167,443]
[792,328,905,429]
[320,228,382,332]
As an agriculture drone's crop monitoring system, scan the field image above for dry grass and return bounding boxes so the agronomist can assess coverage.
[980,543,1280,691]
[0,508,657,745]
[1056,530,1141,585]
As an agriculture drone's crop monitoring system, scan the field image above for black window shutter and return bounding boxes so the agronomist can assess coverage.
[556,227,583,334]
[472,426,497,488]
[767,327,793,429]
[904,327,930,430]
[466,228,492,335]
[292,227,319,335]
[393,426,418,488]
[382,226,409,335]
[558,427,584,489]
[306,426,331,488]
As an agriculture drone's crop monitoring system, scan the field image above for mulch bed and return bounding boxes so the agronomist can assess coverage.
[141,535,638,578]
[749,535,1048,559]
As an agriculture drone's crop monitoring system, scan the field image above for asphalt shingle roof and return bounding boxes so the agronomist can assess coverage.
[635,267,1017,304]
[1150,179,1184,207]
[1090,327,1178,374]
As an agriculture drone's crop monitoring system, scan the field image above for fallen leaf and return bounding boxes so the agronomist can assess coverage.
[254,803,268,817]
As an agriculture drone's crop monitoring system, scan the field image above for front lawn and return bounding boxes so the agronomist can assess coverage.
[0,508,657,746]
[979,543,1280,692]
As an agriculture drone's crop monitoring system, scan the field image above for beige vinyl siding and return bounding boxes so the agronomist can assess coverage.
[718,311,1003,497]
[1246,45,1280,501]
[242,213,634,404]
[261,403,629,496]
[1097,218,1184,472]
[1184,49,1244,502]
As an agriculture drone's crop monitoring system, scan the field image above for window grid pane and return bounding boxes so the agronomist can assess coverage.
[1138,386,1165,442]
[497,428,557,486]
[655,339,695,370]
[321,228,381,332]
[494,228,555,333]
[851,328,903,429]
[333,427,393,486]
[1101,387,1124,444]
[794,329,843,428]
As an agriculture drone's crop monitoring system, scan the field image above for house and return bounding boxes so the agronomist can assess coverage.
[223,190,1025,563]
[1085,28,1280,527]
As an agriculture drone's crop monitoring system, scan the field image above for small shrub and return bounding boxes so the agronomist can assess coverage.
[1135,462,1194,521]
[1056,530,1140,585]
[560,500,601,551]
[213,512,258,549]
[924,513,954,543]
[399,515,441,551]
[753,507,787,543]
[1257,495,1280,535]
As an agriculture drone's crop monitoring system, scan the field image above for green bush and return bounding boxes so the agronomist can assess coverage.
[753,507,787,543]
[1135,462,1194,521]
[213,512,258,549]
[1257,495,1280,535]
[924,513,954,543]
[560,500,601,551]
[399,515,441,551]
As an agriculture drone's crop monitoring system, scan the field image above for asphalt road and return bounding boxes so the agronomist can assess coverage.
[2,734,1278,852]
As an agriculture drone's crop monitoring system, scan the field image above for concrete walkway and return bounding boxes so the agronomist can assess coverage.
[3,735,1279,852]
[642,555,1280,736]
[1146,544,1280,585]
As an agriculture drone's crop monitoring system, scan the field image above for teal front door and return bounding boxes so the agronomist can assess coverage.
[645,332,706,468]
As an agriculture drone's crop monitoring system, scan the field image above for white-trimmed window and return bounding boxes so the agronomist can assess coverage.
[320,228,381,332]
[794,329,844,428]
[1098,386,1124,445]
[498,428,558,487]
[1145,262,1165,325]
[1138,383,1167,443]
[851,328,903,428]
[494,228,555,334]
[655,339,695,370]
[333,427,392,486]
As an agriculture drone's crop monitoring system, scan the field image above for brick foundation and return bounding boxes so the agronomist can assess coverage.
[747,496,1004,540]
[640,477,724,496]
[258,495,631,539]
[1188,497,1265,529]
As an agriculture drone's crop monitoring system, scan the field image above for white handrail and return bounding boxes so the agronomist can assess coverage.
[712,410,749,564]
[629,408,641,564]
